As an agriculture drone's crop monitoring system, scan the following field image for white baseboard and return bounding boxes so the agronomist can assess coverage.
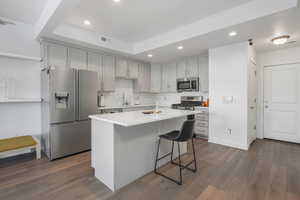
[208,137,249,151]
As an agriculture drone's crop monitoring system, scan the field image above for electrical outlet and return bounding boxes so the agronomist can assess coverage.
[226,128,232,135]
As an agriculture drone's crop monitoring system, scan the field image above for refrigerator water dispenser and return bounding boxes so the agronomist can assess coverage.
[55,92,69,109]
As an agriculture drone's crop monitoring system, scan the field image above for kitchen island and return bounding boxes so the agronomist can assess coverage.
[89,108,204,191]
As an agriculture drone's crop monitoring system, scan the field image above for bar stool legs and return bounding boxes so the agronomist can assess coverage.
[191,137,197,172]
[154,138,197,185]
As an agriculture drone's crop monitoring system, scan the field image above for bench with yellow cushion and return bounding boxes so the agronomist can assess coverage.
[0,136,41,159]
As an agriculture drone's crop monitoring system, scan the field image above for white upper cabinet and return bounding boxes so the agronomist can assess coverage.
[116,57,128,78]
[128,60,139,79]
[69,48,87,70]
[47,44,68,69]
[176,59,186,79]
[186,56,199,78]
[162,62,177,93]
[168,62,177,92]
[150,64,162,93]
[134,63,151,93]
[116,57,139,79]
[88,52,102,90]
[102,55,115,92]
[198,56,209,92]
[176,56,199,79]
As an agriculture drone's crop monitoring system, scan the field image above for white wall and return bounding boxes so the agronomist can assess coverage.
[0,22,41,140]
[0,21,40,57]
[256,46,300,139]
[209,42,249,150]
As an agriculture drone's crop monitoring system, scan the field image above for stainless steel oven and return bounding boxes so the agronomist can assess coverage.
[177,78,199,92]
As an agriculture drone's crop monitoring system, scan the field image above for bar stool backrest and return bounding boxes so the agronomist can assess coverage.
[176,120,195,142]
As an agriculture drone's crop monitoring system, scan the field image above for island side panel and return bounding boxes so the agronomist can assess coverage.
[114,117,187,190]
[91,119,115,191]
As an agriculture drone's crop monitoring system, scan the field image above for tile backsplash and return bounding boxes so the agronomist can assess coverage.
[102,79,155,107]
[156,92,209,107]
[101,79,209,107]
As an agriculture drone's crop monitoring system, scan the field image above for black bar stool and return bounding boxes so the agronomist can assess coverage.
[154,119,197,185]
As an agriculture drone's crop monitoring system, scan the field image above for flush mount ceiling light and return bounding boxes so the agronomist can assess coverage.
[148,54,153,58]
[83,20,91,25]
[113,0,120,2]
[271,35,290,45]
[177,46,183,50]
[229,31,237,37]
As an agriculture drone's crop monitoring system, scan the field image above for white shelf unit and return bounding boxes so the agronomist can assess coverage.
[0,98,41,103]
[0,52,42,62]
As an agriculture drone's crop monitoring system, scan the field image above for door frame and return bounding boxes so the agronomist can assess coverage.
[261,62,300,139]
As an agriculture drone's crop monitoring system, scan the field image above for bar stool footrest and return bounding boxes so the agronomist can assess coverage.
[171,160,197,173]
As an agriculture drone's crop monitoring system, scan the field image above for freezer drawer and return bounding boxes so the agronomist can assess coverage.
[50,121,91,160]
[78,70,99,121]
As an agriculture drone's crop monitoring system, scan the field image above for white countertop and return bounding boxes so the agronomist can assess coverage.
[97,104,155,110]
[89,108,205,127]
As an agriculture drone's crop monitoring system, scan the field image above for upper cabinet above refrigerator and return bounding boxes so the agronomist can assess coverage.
[69,48,88,70]
[47,44,68,70]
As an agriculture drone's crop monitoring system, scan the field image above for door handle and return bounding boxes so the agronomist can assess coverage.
[250,106,255,109]
[265,105,269,109]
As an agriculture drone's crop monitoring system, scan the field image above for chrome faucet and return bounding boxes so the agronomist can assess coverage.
[122,93,129,106]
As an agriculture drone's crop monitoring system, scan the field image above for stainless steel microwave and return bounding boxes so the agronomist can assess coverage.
[177,78,199,92]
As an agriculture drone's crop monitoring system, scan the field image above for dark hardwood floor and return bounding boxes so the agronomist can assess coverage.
[1,139,300,200]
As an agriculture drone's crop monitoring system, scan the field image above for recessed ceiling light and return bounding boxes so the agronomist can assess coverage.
[177,46,183,50]
[84,20,91,25]
[113,0,120,2]
[148,54,153,58]
[271,35,290,45]
[229,31,237,37]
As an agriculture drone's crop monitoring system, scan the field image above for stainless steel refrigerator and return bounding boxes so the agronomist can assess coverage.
[41,68,99,160]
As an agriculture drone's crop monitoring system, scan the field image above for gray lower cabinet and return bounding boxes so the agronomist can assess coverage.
[150,63,162,93]
[194,110,209,138]
[102,55,115,92]
[122,106,155,112]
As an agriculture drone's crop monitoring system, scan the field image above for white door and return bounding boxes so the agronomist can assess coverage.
[248,60,257,144]
[264,64,300,143]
